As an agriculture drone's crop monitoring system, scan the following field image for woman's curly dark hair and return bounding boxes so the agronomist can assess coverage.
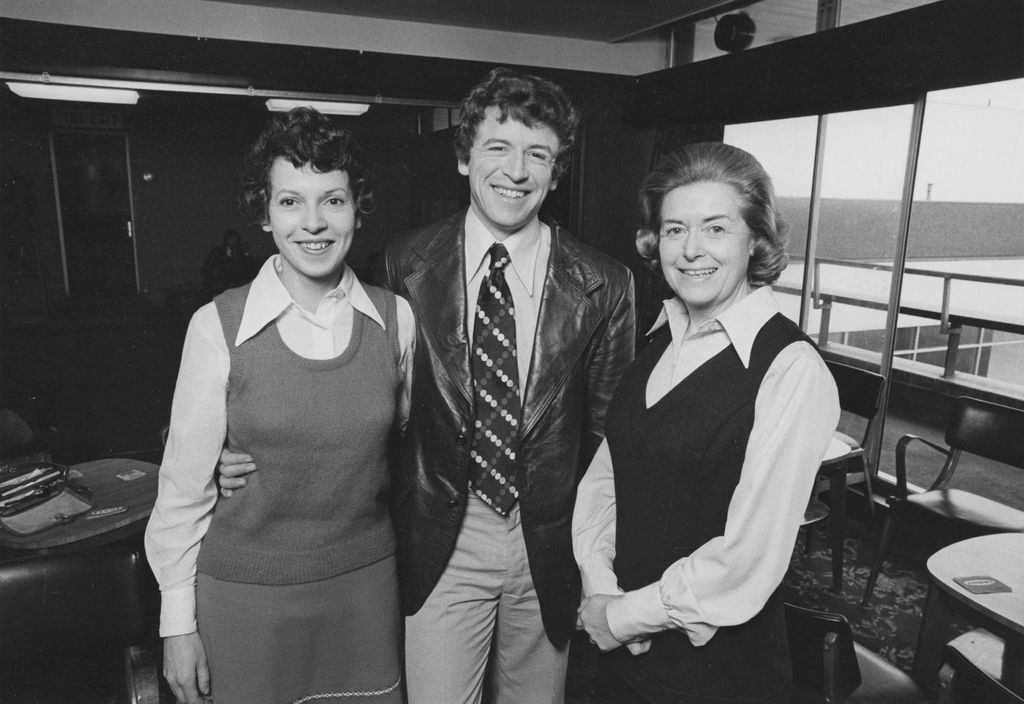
[635,142,789,286]
[239,107,374,224]
[454,67,580,181]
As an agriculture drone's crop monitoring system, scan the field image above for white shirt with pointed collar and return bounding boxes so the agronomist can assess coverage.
[463,208,550,391]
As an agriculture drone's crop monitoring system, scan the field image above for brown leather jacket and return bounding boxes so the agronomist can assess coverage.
[383,210,636,647]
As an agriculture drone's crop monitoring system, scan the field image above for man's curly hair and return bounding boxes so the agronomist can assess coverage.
[454,67,580,181]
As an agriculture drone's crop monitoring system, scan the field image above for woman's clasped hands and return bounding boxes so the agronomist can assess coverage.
[577,593,651,655]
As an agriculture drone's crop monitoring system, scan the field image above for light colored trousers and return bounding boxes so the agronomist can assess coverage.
[405,492,570,704]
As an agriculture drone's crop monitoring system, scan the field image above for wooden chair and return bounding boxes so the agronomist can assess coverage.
[0,548,160,703]
[785,602,929,703]
[862,396,1024,605]
[937,629,1024,704]
[801,361,886,591]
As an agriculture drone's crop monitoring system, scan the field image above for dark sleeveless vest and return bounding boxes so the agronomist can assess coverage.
[607,313,814,704]
[197,282,400,585]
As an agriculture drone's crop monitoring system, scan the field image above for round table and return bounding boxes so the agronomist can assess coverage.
[914,533,1024,690]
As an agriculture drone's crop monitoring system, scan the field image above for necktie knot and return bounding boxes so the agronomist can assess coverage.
[488,244,511,273]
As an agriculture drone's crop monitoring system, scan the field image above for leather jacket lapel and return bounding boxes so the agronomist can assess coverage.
[404,216,473,408]
[521,225,604,439]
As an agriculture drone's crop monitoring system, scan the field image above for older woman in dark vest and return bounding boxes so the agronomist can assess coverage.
[574,142,839,704]
[145,108,413,704]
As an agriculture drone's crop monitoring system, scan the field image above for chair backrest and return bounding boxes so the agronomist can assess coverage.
[946,396,1024,470]
[0,548,147,666]
[940,639,1024,704]
[785,602,862,700]
[0,407,35,458]
[826,361,886,424]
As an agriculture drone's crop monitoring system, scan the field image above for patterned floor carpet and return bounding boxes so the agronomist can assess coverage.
[779,524,930,674]
[565,519,937,703]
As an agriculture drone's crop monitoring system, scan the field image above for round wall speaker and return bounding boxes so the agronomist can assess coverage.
[714,12,756,52]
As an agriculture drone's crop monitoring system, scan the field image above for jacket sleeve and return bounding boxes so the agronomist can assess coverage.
[580,269,636,472]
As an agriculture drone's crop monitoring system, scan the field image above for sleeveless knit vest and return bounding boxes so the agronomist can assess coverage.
[197,283,400,585]
[607,313,815,704]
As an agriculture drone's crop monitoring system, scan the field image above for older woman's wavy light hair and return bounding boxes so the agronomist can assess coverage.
[635,142,788,286]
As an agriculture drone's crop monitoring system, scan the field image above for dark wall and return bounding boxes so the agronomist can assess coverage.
[0,97,62,318]
[576,101,657,266]
[0,85,654,316]
[128,94,270,297]
[629,0,1023,127]
[0,17,654,319]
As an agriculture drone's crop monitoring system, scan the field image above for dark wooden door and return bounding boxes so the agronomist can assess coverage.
[52,132,136,296]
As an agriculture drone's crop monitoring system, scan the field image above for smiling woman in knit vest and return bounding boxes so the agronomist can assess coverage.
[145,108,413,704]
[574,143,840,704]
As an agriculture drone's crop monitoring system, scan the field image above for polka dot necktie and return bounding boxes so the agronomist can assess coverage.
[469,243,522,515]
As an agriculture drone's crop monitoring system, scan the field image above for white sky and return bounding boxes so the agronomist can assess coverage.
[724,77,1024,204]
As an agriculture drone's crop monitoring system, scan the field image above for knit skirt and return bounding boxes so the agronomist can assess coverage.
[196,555,402,704]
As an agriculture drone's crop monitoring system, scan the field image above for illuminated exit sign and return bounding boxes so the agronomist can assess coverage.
[51,106,125,130]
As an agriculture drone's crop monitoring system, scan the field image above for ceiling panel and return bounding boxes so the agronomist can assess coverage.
[207,0,742,42]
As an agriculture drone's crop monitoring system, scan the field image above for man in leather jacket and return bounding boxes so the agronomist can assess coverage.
[218,68,635,703]
[385,68,635,703]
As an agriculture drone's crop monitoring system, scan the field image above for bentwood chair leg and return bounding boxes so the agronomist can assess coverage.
[862,513,895,606]
[858,460,876,527]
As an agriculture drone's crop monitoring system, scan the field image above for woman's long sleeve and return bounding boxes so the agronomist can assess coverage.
[573,438,621,597]
[144,304,228,637]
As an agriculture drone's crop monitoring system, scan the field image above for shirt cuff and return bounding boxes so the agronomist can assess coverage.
[579,559,622,597]
[607,583,671,643]
[159,586,198,638]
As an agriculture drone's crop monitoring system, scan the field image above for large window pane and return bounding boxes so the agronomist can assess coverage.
[724,116,817,328]
[900,77,1024,396]
[838,0,940,27]
[811,106,915,359]
[728,107,915,356]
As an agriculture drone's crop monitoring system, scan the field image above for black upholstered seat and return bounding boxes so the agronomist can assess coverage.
[0,548,160,703]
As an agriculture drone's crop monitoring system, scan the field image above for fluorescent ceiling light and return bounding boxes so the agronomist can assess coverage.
[2,71,458,109]
[6,82,139,104]
[265,98,370,116]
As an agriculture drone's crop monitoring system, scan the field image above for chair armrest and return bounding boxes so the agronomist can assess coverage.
[935,662,955,704]
[894,434,951,497]
[123,645,161,704]
[822,631,844,704]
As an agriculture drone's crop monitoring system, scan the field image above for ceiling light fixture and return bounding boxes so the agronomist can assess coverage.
[1,71,457,110]
[265,98,369,116]
[5,81,139,104]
